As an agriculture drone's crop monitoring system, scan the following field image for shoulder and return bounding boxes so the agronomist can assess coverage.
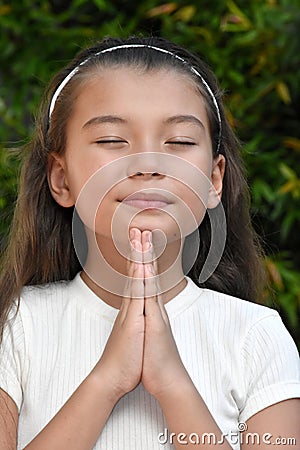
[185,280,300,419]
[184,278,299,361]
[0,279,71,343]
[185,277,281,332]
[18,274,81,311]
[16,272,118,325]
[9,276,82,331]
[20,277,72,302]
[200,285,299,386]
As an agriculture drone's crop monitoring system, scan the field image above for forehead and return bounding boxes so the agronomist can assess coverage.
[70,66,209,127]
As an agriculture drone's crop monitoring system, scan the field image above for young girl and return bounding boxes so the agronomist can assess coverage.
[0,36,299,450]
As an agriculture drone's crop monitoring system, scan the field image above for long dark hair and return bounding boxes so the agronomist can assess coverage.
[0,36,265,341]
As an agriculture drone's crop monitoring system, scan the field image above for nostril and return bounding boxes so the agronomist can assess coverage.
[133,172,161,176]
[129,171,164,178]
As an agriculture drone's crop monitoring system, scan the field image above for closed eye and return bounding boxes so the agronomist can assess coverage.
[166,141,197,146]
[94,139,128,149]
[95,139,127,144]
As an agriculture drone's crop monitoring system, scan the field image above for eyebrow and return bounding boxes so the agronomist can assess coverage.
[82,115,127,129]
[164,115,205,130]
[82,114,205,130]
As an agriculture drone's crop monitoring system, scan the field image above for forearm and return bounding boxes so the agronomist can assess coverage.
[23,369,118,450]
[156,380,232,449]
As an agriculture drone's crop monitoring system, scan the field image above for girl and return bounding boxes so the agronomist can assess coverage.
[0,36,299,450]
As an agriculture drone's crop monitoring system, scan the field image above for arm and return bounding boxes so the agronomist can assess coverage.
[1,376,119,450]
[140,231,299,449]
[241,399,300,449]
[1,233,146,450]
[140,231,231,449]
[141,286,232,449]
[156,381,232,448]
[157,391,300,449]
[23,247,145,450]
[23,369,119,450]
[0,388,18,450]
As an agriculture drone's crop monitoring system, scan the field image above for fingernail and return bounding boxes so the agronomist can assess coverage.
[129,229,135,241]
[146,264,153,274]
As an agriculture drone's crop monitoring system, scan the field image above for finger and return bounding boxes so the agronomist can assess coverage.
[144,263,161,318]
[121,261,144,321]
[124,234,138,299]
[144,262,170,324]
[141,230,151,249]
[141,230,152,264]
[122,231,141,319]
[126,262,145,320]
[126,228,142,275]
[130,238,143,264]
[131,227,141,245]
[119,275,132,321]
[131,238,143,298]
[156,291,169,323]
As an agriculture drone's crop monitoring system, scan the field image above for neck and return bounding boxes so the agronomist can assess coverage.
[81,230,187,309]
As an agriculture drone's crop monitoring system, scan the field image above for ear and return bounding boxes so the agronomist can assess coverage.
[207,154,226,209]
[47,153,75,207]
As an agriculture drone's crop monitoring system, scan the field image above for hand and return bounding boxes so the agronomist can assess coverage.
[140,231,191,400]
[92,229,145,402]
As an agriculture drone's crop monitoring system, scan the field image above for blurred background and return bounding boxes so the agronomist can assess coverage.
[0,0,299,346]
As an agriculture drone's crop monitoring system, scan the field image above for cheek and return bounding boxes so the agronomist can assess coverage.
[64,148,116,201]
[173,162,211,230]
[66,155,123,229]
[169,188,207,239]
[64,158,92,201]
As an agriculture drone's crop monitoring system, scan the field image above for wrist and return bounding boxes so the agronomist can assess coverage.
[153,372,196,405]
[88,365,125,406]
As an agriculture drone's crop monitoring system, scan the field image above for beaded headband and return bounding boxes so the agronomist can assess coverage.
[49,44,222,153]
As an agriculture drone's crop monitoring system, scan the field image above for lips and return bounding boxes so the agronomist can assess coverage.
[120,192,172,209]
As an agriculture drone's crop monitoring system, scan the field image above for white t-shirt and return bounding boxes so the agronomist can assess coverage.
[0,273,299,449]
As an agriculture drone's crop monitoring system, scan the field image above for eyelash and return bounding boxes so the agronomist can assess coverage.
[95,140,127,144]
[166,141,197,147]
[94,140,196,148]
[166,141,196,146]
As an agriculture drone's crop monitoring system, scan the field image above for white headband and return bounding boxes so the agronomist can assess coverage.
[49,44,222,153]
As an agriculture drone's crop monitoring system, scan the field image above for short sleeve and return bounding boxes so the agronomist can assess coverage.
[0,308,26,412]
[239,312,300,423]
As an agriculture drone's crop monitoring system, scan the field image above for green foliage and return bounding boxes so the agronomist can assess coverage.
[0,0,299,345]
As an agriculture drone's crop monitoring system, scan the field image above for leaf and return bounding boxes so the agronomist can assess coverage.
[279,180,299,195]
[0,5,11,15]
[222,0,252,31]
[265,258,283,290]
[92,0,110,10]
[146,3,178,18]
[283,138,300,152]
[189,26,214,45]
[279,163,297,181]
[280,210,300,240]
[252,179,276,203]
[174,5,196,22]
[276,81,291,104]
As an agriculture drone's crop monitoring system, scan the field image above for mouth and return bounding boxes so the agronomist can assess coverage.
[120,192,172,210]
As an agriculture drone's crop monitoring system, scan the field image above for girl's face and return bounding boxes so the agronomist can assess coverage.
[49,67,225,246]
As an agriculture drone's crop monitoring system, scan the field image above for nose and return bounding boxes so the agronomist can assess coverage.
[126,152,166,179]
[131,171,162,179]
